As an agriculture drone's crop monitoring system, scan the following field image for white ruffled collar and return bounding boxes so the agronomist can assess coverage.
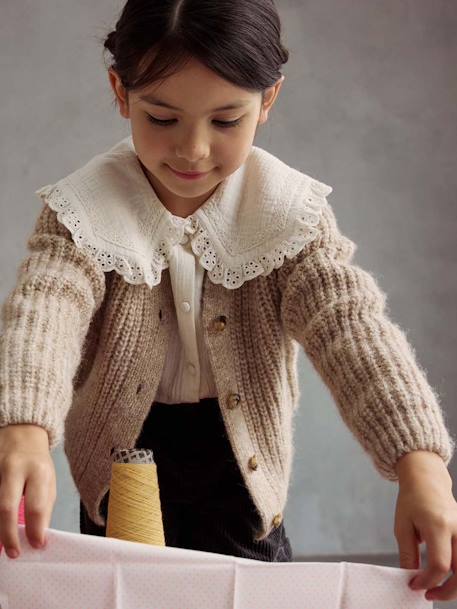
[35,135,333,290]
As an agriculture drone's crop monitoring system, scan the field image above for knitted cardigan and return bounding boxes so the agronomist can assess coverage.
[0,145,454,541]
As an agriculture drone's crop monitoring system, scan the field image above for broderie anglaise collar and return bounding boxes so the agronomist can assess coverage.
[35,135,333,290]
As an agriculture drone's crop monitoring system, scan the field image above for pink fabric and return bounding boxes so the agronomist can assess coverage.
[0,525,432,609]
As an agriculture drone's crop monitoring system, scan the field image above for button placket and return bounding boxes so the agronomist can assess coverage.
[204,283,281,542]
[169,241,201,399]
[223,390,279,541]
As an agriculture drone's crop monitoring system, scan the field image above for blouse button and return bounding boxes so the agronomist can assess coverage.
[227,393,241,409]
[248,455,258,470]
[181,301,191,313]
[184,221,196,235]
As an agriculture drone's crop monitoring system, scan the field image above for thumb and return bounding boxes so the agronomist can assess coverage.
[395,521,421,570]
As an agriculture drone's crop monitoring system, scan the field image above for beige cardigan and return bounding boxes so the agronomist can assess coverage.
[0,137,454,541]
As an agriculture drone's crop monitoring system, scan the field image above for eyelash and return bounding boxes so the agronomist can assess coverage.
[146,115,243,129]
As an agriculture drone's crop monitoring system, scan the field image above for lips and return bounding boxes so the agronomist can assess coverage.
[170,167,207,175]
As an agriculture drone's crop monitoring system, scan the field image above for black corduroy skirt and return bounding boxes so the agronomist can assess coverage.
[80,396,293,562]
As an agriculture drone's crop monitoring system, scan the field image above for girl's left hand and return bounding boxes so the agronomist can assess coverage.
[394,452,457,602]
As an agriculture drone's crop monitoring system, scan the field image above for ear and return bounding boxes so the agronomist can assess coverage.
[258,74,285,125]
[108,68,130,119]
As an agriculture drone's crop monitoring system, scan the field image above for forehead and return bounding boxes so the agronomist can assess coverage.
[131,57,259,112]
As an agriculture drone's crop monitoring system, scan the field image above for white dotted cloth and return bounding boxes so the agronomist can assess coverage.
[0,525,430,609]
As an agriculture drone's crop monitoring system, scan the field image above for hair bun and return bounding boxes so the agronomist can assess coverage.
[104,30,117,55]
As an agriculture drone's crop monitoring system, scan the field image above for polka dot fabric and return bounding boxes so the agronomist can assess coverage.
[0,525,432,609]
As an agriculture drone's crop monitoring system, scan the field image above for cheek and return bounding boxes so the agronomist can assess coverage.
[225,127,256,160]
[218,132,257,174]
[132,125,170,164]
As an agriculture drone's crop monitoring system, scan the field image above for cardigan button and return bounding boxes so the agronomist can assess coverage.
[248,455,258,470]
[272,513,283,528]
[226,393,241,409]
[213,315,227,331]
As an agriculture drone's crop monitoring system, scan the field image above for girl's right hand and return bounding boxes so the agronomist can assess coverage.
[0,424,56,559]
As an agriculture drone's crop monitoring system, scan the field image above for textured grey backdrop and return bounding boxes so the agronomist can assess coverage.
[1,1,456,602]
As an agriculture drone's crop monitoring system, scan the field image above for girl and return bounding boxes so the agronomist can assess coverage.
[0,0,456,598]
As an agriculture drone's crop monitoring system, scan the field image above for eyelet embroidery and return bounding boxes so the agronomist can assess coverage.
[36,173,331,290]
[188,178,330,289]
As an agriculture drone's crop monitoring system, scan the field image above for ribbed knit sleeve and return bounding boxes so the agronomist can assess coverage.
[0,203,106,451]
[278,199,455,481]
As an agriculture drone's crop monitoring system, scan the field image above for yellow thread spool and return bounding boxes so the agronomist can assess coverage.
[106,448,165,546]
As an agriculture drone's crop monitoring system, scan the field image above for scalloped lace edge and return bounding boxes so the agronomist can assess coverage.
[36,177,332,290]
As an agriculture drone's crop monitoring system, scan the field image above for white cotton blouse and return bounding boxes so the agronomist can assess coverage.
[155,232,218,403]
[36,135,331,405]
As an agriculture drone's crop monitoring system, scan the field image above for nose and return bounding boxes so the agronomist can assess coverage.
[175,127,210,163]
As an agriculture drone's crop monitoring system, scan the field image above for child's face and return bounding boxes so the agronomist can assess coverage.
[108,56,284,216]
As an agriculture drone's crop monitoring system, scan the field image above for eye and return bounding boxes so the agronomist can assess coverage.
[215,118,243,129]
[146,115,243,129]
[146,115,176,126]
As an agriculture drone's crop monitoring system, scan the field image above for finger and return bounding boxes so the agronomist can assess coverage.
[24,469,55,549]
[0,471,25,558]
[424,536,457,602]
[411,523,452,590]
[396,520,421,570]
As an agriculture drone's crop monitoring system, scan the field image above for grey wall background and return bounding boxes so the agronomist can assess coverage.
[1,0,456,602]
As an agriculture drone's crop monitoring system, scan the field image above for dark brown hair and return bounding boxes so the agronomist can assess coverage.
[100,0,289,105]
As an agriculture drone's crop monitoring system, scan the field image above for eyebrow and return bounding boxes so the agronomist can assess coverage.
[138,94,251,112]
